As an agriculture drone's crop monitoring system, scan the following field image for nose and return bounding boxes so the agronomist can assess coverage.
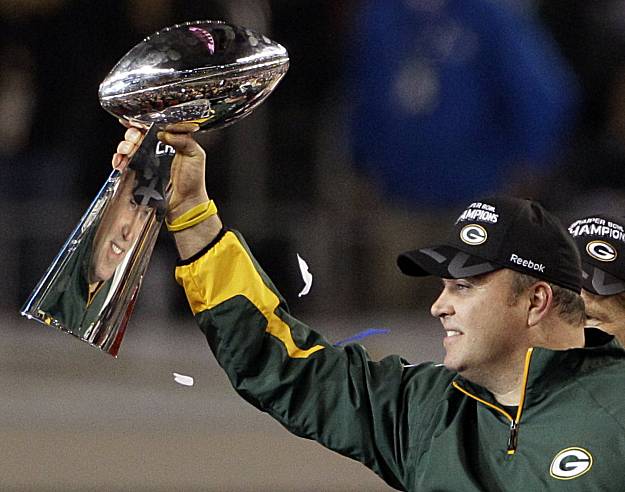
[430,288,454,318]
[121,220,132,242]
[121,210,142,242]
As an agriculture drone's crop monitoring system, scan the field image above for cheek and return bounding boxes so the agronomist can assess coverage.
[498,306,527,343]
[479,306,520,345]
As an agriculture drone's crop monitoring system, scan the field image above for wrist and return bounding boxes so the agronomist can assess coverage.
[167,193,210,223]
[174,214,224,260]
[166,199,217,233]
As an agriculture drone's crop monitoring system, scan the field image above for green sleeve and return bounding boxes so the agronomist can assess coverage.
[175,229,449,490]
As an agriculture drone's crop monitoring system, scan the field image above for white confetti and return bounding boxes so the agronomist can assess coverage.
[297,254,313,297]
[173,372,194,386]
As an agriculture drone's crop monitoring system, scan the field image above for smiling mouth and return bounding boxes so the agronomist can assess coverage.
[445,330,462,337]
[111,242,125,255]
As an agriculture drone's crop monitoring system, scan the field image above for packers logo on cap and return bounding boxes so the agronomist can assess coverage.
[586,240,617,262]
[460,224,487,245]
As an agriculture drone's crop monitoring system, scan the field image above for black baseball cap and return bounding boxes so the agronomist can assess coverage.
[398,196,582,293]
[568,214,625,296]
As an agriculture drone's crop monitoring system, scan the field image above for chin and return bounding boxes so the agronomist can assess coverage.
[443,356,466,373]
[451,364,469,375]
[94,268,114,284]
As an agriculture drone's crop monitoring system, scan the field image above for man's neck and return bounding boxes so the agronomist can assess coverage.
[531,315,585,350]
[463,351,527,407]
[488,322,585,406]
[491,385,523,407]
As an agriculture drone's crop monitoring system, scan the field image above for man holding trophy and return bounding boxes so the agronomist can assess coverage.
[22,20,625,491]
[111,122,625,491]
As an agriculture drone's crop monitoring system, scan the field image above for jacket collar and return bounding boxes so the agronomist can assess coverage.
[525,328,623,396]
[453,328,624,407]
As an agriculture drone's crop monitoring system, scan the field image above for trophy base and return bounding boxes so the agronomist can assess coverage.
[21,307,128,358]
[20,126,170,357]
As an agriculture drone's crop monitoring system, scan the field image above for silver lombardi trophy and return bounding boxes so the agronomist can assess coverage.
[21,21,289,356]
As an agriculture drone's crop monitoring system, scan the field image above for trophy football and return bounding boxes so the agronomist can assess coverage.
[21,21,289,356]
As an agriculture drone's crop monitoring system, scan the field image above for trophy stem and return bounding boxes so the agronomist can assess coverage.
[21,125,175,357]
[20,168,122,322]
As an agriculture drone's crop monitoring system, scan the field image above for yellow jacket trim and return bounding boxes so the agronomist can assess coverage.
[175,230,325,359]
[452,381,514,422]
[86,281,105,307]
[452,347,534,455]
[515,348,534,423]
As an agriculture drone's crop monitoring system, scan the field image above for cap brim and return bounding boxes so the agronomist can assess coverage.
[582,263,625,296]
[398,245,499,279]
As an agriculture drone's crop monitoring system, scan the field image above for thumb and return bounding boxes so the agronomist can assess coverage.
[157,131,204,157]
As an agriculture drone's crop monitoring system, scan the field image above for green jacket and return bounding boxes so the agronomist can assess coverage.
[175,229,625,491]
[39,225,111,337]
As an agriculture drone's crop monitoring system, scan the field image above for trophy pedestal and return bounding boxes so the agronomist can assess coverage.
[21,126,173,357]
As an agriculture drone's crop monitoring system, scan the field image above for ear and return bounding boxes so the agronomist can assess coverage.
[527,282,553,327]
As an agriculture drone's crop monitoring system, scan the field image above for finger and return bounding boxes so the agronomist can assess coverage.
[117,139,138,156]
[118,118,132,129]
[124,127,143,145]
[164,122,200,134]
[157,131,204,156]
[118,117,147,130]
[112,153,129,171]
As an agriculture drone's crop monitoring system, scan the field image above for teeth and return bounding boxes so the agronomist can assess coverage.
[111,243,123,255]
[445,330,461,337]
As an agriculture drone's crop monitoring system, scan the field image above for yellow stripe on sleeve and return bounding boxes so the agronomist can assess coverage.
[175,231,325,359]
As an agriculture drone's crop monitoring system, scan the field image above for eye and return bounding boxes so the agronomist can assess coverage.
[129,198,138,209]
[454,281,471,291]
[441,279,472,293]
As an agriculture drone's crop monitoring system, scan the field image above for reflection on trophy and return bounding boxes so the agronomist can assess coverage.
[21,21,289,356]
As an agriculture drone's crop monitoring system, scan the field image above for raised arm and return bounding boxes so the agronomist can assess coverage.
[112,125,451,491]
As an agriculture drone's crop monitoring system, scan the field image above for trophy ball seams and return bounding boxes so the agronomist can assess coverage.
[99,20,289,131]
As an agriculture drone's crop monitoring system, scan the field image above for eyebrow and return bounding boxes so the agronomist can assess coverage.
[441,274,490,286]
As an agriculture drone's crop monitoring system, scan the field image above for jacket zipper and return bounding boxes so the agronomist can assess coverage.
[507,421,518,454]
[452,348,534,455]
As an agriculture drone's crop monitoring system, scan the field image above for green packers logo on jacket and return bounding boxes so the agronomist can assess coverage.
[549,447,593,480]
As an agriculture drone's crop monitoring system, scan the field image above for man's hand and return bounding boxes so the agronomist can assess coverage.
[112,122,208,222]
[157,123,209,222]
[112,122,222,260]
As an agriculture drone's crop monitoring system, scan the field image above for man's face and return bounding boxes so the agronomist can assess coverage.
[430,269,529,380]
[90,171,152,284]
[582,290,625,338]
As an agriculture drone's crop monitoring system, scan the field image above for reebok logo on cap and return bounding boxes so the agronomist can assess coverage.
[509,253,545,273]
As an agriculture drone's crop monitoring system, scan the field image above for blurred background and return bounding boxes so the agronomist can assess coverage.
[2,0,625,490]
